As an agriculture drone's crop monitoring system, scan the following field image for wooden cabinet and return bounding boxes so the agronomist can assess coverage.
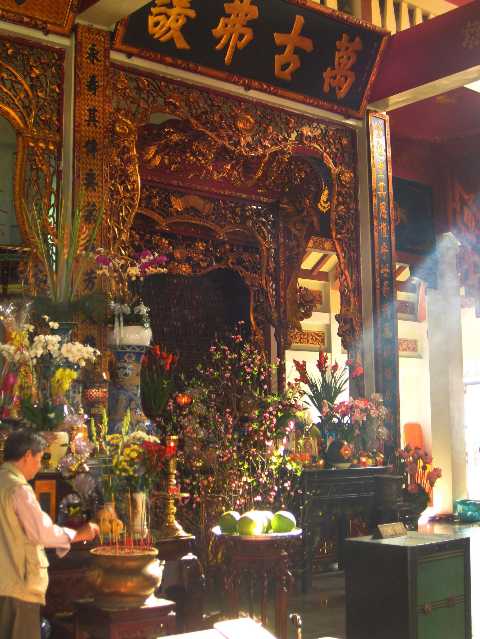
[344,533,471,639]
[296,466,402,591]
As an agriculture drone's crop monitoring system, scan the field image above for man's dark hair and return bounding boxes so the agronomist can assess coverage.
[4,429,46,462]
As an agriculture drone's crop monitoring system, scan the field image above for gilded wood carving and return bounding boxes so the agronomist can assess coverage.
[368,112,399,446]
[0,0,77,35]
[134,187,276,346]
[108,65,362,362]
[0,37,63,261]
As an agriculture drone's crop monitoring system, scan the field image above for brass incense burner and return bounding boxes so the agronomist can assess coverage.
[87,546,164,609]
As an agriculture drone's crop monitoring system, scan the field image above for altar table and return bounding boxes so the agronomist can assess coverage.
[297,465,402,591]
[213,529,301,639]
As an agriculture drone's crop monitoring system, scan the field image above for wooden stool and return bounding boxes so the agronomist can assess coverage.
[73,596,176,639]
[213,528,302,639]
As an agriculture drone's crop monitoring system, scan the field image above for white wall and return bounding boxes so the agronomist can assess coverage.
[398,318,432,452]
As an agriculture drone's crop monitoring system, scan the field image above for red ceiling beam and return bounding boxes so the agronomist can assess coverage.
[370,0,480,107]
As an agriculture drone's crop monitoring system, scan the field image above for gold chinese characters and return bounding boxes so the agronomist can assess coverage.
[148,0,197,50]
[274,15,313,81]
[145,3,365,101]
[323,33,362,99]
[212,0,259,65]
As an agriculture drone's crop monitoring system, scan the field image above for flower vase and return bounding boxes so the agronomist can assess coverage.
[40,431,69,470]
[108,345,148,431]
[401,492,429,531]
[129,491,148,540]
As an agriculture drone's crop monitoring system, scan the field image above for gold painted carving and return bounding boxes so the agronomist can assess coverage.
[0,37,63,262]
[288,329,326,348]
[111,66,362,358]
[0,0,76,35]
[106,116,140,252]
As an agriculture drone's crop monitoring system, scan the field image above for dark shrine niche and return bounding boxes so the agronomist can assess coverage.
[140,269,251,375]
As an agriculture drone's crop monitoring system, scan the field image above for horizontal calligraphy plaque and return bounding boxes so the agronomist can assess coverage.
[114,0,387,118]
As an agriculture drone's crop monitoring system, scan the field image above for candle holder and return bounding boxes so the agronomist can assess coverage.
[157,435,188,539]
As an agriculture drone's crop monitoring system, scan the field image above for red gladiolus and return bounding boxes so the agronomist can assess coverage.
[317,352,328,373]
[1,371,17,393]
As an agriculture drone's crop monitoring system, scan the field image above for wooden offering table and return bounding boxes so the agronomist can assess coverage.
[213,527,302,639]
[73,595,176,639]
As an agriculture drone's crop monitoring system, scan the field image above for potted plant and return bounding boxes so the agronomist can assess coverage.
[0,312,99,469]
[395,445,442,529]
[95,248,168,347]
[107,299,152,347]
[24,195,106,325]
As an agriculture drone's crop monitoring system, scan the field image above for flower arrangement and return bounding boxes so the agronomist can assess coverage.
[0,311,99,429]
[293,352,387,453]
[105,416,169,492]
[332,394,388,446]
[140,346,177,423]
[25,196,106,322]
[293,352,363,412]
[95,248,168,330]
[176,324,303,514]
[395,445,442,513]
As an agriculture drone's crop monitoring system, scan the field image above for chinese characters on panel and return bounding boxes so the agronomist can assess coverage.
[147,0,362,100]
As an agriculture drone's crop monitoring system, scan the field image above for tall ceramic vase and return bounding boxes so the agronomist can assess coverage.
[108,325,151,432]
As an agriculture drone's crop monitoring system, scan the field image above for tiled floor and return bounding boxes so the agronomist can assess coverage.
[226,521,480,639]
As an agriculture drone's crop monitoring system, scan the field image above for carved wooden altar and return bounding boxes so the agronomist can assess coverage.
[102,66,364,384]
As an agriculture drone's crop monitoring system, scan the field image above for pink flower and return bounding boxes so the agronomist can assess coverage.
[95,255,111,266]
[407,462,418,475]
[427,468,442,486]
[407,483,419,494]
[422,452,433,465]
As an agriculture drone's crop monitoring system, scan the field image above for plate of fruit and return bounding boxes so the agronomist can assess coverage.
[213,509,301,540]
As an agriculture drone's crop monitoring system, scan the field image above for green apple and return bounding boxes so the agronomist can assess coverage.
[238,511,266,535]
[271,511,296,533]
[219,511,240,534]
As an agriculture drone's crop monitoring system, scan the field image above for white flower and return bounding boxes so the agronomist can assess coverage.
[134,304,148,316]
[48,321,60,329]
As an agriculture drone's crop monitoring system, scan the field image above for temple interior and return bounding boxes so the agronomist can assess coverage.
[0,1,479,638]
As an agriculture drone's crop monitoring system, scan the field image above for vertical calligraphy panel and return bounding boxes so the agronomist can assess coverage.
[74,24,110,242]
[368,112,400,450]
[73,25,110,355]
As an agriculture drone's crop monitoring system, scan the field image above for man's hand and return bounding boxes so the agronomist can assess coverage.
[72,522,100,543]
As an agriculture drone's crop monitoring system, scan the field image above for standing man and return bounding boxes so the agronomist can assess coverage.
[0,429,100,639]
